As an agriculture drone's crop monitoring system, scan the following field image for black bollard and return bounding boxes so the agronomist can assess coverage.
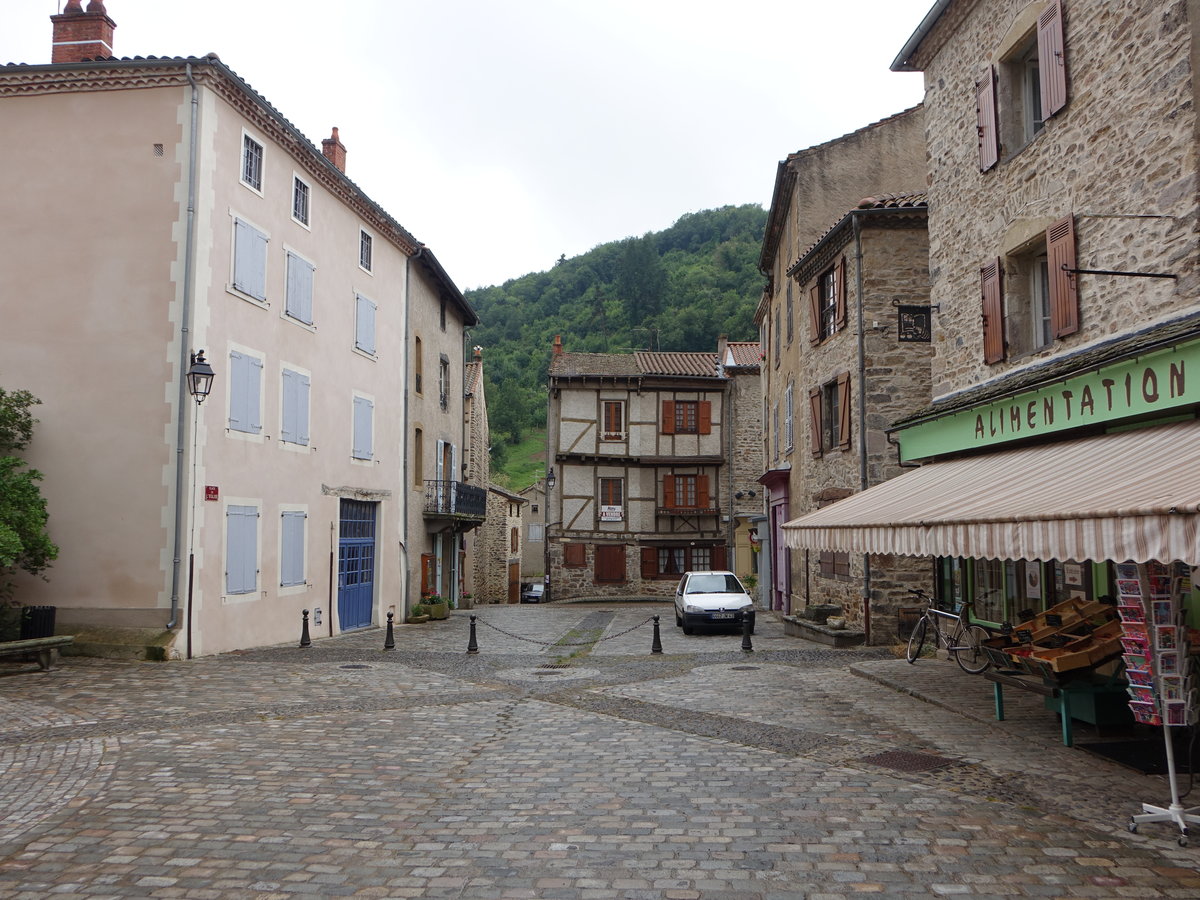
[651,615,663,654]
[741,613,753,653]
[300,609,312,648]
[467,615,479,654]
[384,611,395,650]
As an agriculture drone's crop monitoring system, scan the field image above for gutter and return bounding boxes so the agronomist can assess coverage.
[891,0,953,72]
[400,248,421,620]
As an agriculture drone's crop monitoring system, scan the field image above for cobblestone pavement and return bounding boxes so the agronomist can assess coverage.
[2,602,1199,899]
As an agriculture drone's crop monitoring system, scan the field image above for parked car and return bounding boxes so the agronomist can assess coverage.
[674,570,754,635]
[520,583,546,603]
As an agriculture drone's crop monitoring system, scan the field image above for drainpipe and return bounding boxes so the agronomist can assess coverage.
[852,211,871,645]
[169,62,201,634]
[400,250,420,619]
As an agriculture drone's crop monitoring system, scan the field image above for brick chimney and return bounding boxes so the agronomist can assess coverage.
[51,0,117,64]
[552,335,563,356]
[322,127,347,173]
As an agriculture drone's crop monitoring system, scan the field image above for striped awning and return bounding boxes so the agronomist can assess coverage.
[782,420,1200,566]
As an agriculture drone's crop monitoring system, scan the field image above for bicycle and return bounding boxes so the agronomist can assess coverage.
[904,588,993,674]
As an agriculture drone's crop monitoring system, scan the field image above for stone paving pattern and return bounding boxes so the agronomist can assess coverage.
[1,603,1199,898]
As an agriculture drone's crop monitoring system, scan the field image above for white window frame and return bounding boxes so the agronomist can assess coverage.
[230,214,269,306]
[227,345,265,442]
[279,505,308,592]
[240,130,264,194]
[279,364,311,451]
[291,173,311,228]
[359,229,373,273]
[352,392,375,462]
[223,499,261,600]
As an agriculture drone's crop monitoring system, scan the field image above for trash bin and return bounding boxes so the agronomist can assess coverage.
[19,605,56,640]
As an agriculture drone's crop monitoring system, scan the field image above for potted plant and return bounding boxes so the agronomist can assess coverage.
[407,603,430,624]
[422,592,449,620]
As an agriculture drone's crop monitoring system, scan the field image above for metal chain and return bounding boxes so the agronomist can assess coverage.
[474,615,656,648]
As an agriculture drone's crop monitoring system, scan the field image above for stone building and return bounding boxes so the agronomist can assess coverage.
[461,348,491,607]
[755,109,929,636]
[716,338,765,587]
[785,1,1200,635]
[472,486,526,604]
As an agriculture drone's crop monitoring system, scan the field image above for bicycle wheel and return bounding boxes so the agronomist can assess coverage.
[954,624,992,674]
[906,616,929,664]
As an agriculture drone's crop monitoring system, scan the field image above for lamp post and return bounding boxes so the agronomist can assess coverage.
[543,468,556,602]
[184,350,215,658]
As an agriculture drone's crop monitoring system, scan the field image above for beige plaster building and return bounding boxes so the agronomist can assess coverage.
[0,2,476,655]
[518,479,547,585]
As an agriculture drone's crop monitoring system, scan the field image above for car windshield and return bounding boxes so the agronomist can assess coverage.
[686,574,743,594]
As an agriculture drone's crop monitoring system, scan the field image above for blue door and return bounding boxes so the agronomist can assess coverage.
[338,499,376,630]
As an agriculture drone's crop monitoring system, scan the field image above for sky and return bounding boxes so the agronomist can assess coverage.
[3,1,933,291]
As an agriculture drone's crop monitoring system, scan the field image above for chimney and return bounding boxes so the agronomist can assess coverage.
[552,335,563,356]
[51,0,117,64]
[322,127,347,173]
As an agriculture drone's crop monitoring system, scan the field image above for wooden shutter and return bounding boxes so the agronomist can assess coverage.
[286,252,314,324]
[662,475,676,509]
[711,545,728,571]
[233,219,267,300]
[420,553,436,593]
[808,284,821,345]
[281,510,305,587]
[353,396,373,460]
[698,400,712,434]
[1038,0,1068,118]
[640,547,658,580]
[356,295,377,355]
[837,373,852,451]
[281,369,297,443]
[696,475,710,510]
[1047,215,1079,338]
[564,543,586,568]
[594,545,626,584]
[981,259,1006,364]
[976,67,999,171]
[834,258,847,332]
[661,400,676,434]
[808,387,823,458]
[225,505,258,594]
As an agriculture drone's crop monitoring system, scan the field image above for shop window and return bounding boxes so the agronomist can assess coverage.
[808,259,846,344]
[594,544,626,584]
[564,543,586,568]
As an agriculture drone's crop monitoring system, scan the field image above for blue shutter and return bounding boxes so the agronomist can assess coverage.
[247,355,263,433]
[280,510,306,587]
[353,396,373,460]
[286,253,314,324]
[233,219,268,301]
[229,351,262,434]
[225,505,258,594]
[282,370,311,446]
[356,294,376,354]
[297,373,310,445]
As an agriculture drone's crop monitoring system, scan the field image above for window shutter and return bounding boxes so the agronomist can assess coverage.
[233,219,268,301]
[281,369,296,443]
[834,258,847,331]
[353,396,373,460]
[594,545,626,584]
[420,553,435,594]
[663,475,676,509]
[286,253,314,324]
[808,284,821,345]
[297,374,310,445]
[1047,215,1079,338]
[640,547,657,580]
[564,543,586,568]
[711,545,728,571]
[976,67,999,171]
[698,401,712,434]
[225,505,258,594]
[837,373,852,451]
[696,475,710,509]
[1038,0,1068,118]
[808,387,823,458]
[661,400,676,434]
[981,258,1006,364]
[281,510,305,587]
[229,351,246,431]
[356,294,376,355]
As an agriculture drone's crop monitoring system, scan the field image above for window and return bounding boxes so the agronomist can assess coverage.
[809,260,845,343]
[594,544,626,584]
[784,383,794,453]
[785,280,794,344]
[599,477,624,521]
[280,509,306,587]
[241,134,263,191]
[564,543,586,568]
[981,215,1078,364]
[359,230,373,272]
[643,544,726,579]
[292,176,310,226]
[284,252,314,324]
[439,297,447,331]
[808,374,851,457]
[355,294,376,355]
[439,356,450,410]
[280,368,310,446]
[601,400,625,440]
[510,527,520,554]
[528,522,544,542]
[414,336,423,394]
[772,402,780,459]
[225,504,258,595]
[773,308,781,365]
[819,550,851,579]
[232,218,268,301]
[663,474,710,510]
[661,400,711,435]
[229,349,263,435]
[413,428,424,486]
[352,395,373,460]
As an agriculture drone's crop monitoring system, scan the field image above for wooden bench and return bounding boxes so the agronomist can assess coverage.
[0,635,74,671]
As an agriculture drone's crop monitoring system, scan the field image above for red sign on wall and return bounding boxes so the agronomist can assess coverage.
[204,485,219,502]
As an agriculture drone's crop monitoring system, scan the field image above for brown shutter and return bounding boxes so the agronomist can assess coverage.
[420,553,436,594]
[711,545,728,571]
[1047,215,1079,338]
[976,66,999,171]
[696,475,710,509]
[594,545,626,584]
[661,400,676,434]
[808,284,821,345]
[698,400,712,434]
[1038,0,1067,118]
[837,372,852,451]
[663,475,676,509]
[640,546,658,580]
[564,543,586,568]
[981,258,1006,364]
[809,387,823,458]
[834,258,847,332]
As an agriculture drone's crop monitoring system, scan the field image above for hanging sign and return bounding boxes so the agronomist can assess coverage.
[897,305,932,342]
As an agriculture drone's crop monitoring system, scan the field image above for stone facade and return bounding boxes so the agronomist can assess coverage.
[474,486,525,604]
[717,340,765,586]
[462,351,491,607]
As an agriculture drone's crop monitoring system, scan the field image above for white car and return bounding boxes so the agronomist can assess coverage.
[674,570,755,635]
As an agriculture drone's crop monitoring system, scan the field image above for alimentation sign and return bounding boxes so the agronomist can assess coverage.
[896,340,1200,462]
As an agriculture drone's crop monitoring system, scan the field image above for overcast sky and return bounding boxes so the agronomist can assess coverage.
[4,1,933,290]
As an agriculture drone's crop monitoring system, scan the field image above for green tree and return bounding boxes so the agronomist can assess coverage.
[0,386,58,601]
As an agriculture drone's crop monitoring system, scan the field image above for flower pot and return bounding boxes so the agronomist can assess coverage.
[406,614,429,624]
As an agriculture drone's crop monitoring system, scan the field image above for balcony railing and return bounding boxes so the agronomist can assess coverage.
[423,480,487,520]
[656,506,721,517]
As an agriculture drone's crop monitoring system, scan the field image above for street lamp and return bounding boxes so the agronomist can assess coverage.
[546,467,556,492]
[187,350,215,404]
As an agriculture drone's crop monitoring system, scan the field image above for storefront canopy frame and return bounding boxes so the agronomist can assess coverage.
[782,419,1200,566]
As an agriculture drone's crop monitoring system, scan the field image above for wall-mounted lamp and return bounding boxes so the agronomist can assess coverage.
[187,350,215,404]
[546,467,556,492]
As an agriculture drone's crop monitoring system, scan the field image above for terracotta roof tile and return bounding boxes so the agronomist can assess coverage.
[726,342,762,367]
[634,351,720,378]
[548,353,642,378]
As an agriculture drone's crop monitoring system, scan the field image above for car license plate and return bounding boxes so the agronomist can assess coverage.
[711,613,735,620]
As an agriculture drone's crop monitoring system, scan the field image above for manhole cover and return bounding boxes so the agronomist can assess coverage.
[860,750,956,772]
[339,664,371,670]
[731,665,760,671]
